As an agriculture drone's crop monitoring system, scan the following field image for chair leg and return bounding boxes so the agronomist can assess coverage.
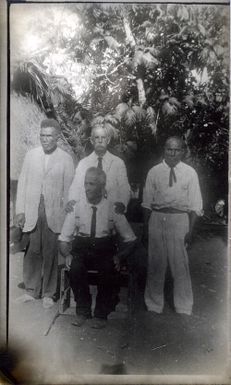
[44,267,71,336]
[44,309,60,336]
[59,267,71,314]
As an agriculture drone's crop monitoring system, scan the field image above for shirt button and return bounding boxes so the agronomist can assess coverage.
[163,217,166,221]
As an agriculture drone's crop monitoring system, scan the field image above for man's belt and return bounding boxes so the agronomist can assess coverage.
[152,207,188,214]
[74,235,115,248]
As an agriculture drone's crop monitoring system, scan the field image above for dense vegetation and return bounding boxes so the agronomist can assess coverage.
[10,3,229,206]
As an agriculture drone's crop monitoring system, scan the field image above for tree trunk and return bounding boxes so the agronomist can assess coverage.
[122,11,146,107]
[136,78,146,107]
[122,13,136,48]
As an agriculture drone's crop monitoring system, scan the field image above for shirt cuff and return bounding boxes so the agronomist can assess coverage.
[141,203,152,210]
[193,208,204,217]
[58,234,73,242]
[123,235,137,243]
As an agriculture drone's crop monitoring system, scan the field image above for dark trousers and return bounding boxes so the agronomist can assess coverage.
[23,196,58,299]
[69,237,119,319]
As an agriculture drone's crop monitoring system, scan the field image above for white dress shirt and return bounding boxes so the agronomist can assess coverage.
[142,160,203,216]
[42,153,51,195]
[68,151,131,207]
[59,197,136,243]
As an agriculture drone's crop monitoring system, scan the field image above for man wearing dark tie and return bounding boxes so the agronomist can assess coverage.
[66,123,131,215]
[59,167,136,329]
[142,136,203,316]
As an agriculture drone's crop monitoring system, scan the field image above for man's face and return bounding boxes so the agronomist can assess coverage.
[84,172,103,203]
[40,127,58,154]
[164,138,183,167]
[90,127,110,155]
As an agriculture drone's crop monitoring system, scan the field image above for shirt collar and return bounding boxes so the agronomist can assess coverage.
[42,146,58,156]
[93,150,109,160]
[74,196,106,216]
[163,159,182,170]
[85,196,106,209]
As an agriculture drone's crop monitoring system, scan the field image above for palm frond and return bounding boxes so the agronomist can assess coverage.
[146,106,156,122]
[132,105,146,121]
[115,103,129,119]
[124,108,136,126]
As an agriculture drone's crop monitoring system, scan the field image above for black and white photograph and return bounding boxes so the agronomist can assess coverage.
[1,0,230,383]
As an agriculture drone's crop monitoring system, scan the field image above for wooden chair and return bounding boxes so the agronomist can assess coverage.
[59,265,136,314]
[44,265,136,335]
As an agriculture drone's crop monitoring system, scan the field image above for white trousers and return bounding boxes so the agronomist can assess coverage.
[145,211,193,314]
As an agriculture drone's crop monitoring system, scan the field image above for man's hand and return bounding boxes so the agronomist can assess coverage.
[184,232,192,249]
[113,255,120,272]
[65,200,76,213]
[15,213,25,229]
[114,202,126,215]
[185,211,197,249]
[65,254,73,270]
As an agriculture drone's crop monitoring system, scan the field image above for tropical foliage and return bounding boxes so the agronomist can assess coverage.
[10,3,229,193]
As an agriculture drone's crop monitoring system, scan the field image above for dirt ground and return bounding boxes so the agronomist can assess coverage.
[6,224,230,384]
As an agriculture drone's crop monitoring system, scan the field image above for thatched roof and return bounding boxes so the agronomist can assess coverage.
[10,92,46,180]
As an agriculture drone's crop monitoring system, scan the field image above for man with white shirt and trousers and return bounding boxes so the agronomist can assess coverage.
[66,122,131,215]
[59,167,136,329]
[142,136,203,316]
[15,119,74,308]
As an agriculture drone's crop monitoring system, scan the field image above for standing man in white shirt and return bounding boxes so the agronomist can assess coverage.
[15,119,74,308]
[66,123,131,214]
[142,136,203,316]
[59,167,137,329]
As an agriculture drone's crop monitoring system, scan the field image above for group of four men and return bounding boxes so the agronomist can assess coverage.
[15,118,202,328]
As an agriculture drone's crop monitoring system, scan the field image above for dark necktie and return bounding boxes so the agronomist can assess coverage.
[169,167,177,187]
[97,156,103,170]
[90,206,97,238]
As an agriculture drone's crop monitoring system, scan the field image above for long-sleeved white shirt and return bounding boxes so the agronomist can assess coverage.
[68,151,131,207]
[142,160,203,216]
[59,197,136,243]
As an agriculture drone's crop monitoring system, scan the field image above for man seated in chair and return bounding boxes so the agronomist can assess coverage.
[59,167,137,329]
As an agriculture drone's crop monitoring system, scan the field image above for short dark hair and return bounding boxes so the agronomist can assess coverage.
[85,167,106,187]
[40,119,61,133]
